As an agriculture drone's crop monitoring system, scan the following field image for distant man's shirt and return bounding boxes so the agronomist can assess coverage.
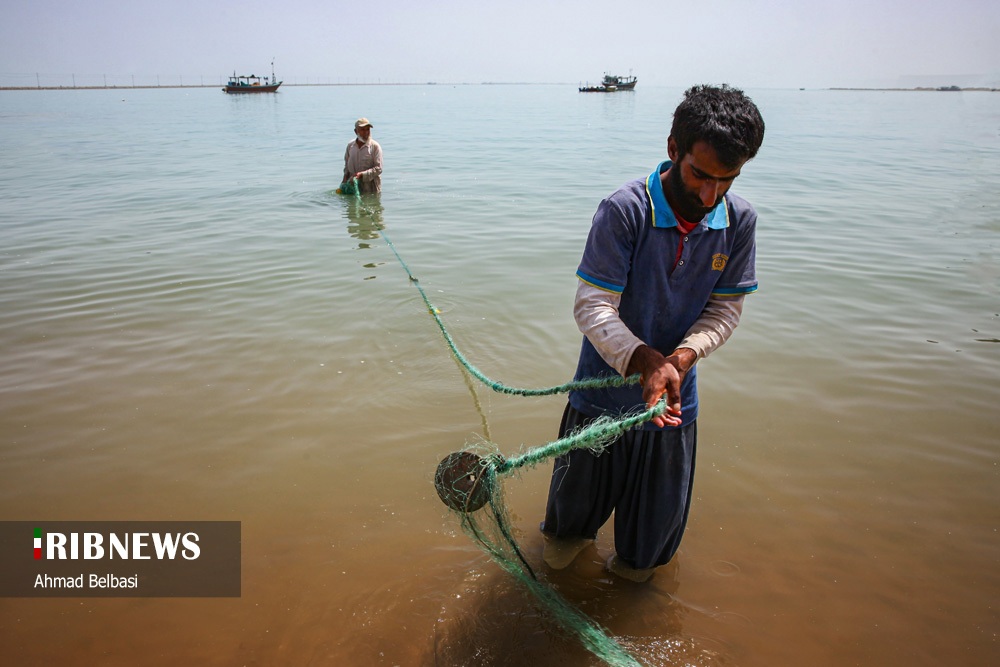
[344,140,383,194]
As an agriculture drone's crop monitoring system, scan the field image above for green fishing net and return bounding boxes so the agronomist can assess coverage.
[433,419,663,666]
[368,226,667,665]
[337,177,360,196]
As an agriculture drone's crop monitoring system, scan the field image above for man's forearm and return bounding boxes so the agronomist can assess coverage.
[573,281,644,377]
[677,295,745,360]
[575,282,745,375]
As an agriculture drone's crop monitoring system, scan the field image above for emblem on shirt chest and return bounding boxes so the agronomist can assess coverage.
[711,253,729,271]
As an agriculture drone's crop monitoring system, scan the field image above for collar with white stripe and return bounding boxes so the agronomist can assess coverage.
[645,160,730,230]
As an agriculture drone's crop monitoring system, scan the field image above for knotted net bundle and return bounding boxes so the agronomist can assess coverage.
[336,177,361,196]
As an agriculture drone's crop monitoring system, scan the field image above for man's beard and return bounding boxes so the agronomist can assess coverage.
[666,162,719,222]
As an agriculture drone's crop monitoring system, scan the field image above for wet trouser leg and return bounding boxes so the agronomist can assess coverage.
[541,402,697,569]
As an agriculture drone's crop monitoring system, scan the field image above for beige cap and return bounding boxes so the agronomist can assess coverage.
[355,117,373,129]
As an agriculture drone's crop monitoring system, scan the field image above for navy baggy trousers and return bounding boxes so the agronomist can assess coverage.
[542,402,697,569]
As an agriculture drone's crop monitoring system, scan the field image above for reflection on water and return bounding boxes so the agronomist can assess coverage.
[341,193,386,280]
[342,193,385,246]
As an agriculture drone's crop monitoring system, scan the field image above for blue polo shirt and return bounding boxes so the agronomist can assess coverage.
[569,160,758,429]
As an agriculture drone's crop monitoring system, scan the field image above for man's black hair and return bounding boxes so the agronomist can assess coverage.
[671,84,765,169]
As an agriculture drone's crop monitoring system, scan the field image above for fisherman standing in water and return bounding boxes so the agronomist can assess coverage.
[540,85,766,582]
[342,117,383,194]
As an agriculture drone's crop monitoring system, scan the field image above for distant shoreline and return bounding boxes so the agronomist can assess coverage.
[0,82,558,91]
[1,83,997,92]
[827,86,998,92]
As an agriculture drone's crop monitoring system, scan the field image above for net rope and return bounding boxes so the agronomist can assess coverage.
[373,217,664,666]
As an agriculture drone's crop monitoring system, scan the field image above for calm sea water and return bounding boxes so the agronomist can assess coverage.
[1,84,998,666]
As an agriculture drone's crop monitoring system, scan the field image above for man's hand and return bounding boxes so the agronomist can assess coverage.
[626,345,698,428]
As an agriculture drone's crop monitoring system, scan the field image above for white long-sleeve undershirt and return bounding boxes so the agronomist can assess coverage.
[573,281,745,377]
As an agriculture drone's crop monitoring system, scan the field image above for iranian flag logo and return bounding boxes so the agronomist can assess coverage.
[34,527,42,559]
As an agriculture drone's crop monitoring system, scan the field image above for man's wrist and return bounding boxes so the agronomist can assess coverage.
[670,347,698,373]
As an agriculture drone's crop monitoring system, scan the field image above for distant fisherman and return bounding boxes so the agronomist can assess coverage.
[541,85,766,582]
[342,117,383,194]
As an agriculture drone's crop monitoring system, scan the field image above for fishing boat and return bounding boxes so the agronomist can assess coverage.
[602,72,637,90]
[579,71,636,93]
[223,60,282,93]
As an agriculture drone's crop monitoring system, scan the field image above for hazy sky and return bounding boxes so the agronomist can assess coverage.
[2,0,998,88]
